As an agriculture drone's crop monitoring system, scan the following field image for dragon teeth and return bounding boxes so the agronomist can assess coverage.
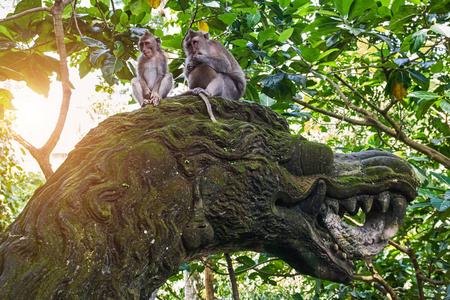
[332,243,339,252]
[359,196,373,213]
[325,199,339,214]
[377,191,390,212]
[340,199,358,215]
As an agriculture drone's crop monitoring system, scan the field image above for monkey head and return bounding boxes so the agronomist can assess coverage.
[184,30,210,56]
[139,30,161,59]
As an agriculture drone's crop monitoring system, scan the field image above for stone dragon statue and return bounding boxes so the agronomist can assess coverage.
[0,97,417,299]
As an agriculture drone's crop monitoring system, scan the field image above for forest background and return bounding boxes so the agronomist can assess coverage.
[0,0,449,298]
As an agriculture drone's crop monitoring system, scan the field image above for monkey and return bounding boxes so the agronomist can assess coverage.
[131,31,173,107]
[182,30,246,122]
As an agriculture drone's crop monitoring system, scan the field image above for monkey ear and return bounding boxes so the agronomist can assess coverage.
[203,32,210,40]
[156,37,161,45]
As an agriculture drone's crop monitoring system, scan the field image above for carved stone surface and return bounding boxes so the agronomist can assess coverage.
[0,97,418,299]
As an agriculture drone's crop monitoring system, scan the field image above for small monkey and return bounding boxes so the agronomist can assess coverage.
[182,30,246,122]
[131,31,173,107]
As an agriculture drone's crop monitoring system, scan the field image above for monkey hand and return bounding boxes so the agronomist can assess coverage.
[191,87,211,97]
[187,60,198,72]
[150,90,162,106]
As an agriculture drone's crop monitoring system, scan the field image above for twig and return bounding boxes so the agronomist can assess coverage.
[71,0,83,37]
[292,97,370,126]
[389,240,425,300]
[236,257,301,278]
[163,283,182,300]
[354,262,399,300]
[110,0,117,32]
[224,253,239,300]
[180,4,198,52]
[0,7,51,24]
[332,73,382,113]
[296,76,450,168]
[94,0,109,29]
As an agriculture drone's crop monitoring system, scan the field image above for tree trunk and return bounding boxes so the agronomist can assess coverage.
[204,258,214,300]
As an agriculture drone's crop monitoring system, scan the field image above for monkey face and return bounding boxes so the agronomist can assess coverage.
[139,32,161,59]
[184,30,210,56]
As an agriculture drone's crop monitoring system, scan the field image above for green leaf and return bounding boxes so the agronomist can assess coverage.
[0,26,14,41]
[286,74,307,87]
[176,0,190,11]
[261,72,285,89]
[259,93,276,107]
[409,29,427,53]
[317,10,341,17]
[218,13,237,25]
[113,41,125,58]
[407,91,440,100]
[14,0,41,14]
[292,293,305,300]
[431,172,450,187]
[0,89,14,112]
[440,99,450,113]
[299,45,320,63]
[120,11,129,26]
[334,0,353,16]
[90,49,110,67]
[431,197,450,212]
[129,0,151,15]
[258,27,276,44]
[81,37,106,48]
[317,48,339,61]
[431,24,450,38]
[406,69,429,90]
[396,71,411,89]
[0,66,24,81]
[243,82,260,102]
[389,5,420,32]
[408,91,439,118]
[348,0,374,20]
[338,24,365,36]
[279,0,291,8]
[247,11,261,28]
[278,28,294,42]
[79,57,91,79]
[101,54,124,86]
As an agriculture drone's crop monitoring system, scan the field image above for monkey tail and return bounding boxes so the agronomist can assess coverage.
[198,92,217,123]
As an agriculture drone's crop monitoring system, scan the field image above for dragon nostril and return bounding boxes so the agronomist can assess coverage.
[300,140,334,175]
[283,138,334,176]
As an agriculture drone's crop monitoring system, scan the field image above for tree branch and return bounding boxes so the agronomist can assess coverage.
[354,263,399,300]
[299,75,450,168]
[389,240,425,299]
[235,257,301,278]
[332,73,383,113]
[0,7,51,24]
[224,253,239,300]
[292,97,370,126]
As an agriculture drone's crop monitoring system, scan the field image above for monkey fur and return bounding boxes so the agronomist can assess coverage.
[180,30,246,123]
[183,30,246,100]
[131,31,173,107]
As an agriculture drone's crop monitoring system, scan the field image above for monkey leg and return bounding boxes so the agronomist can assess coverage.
[131,77,145,106]
[204,74,239,100]
[158,73,174,99]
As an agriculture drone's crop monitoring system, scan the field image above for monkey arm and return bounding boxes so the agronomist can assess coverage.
[138,78,151,99]
[193,53,232,74]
